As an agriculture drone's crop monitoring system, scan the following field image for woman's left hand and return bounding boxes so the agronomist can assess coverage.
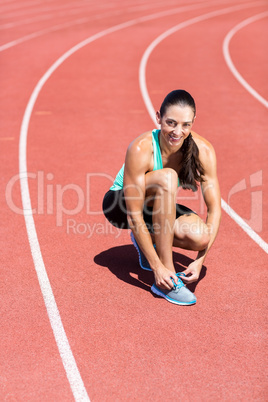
[181,260,203,283]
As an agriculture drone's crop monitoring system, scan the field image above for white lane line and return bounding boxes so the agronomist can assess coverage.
[139,2,268,254]
[20,4,223,399]
[1,0,94,19]
[19,2,268,400]
[221,200,268,253]
[223,11,268,108]
[0,1,43,14]
[20,164,90,393]
[139,0,266,118]
[19,18,144,402]
[0,0,115,29]
[0,0,236,51]
[0,0,184,29]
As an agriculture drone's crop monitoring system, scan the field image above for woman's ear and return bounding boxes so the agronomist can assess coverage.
[156,110,161,125]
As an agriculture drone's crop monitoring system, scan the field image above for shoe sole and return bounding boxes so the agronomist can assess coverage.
[130,232,152,271]
[151,284,196,306]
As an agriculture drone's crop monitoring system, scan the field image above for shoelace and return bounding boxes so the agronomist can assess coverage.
[171,274,185,290]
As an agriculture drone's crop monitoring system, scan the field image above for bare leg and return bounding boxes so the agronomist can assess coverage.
[173,213,210,251]
[145,168,178,273]
[150,211,210,251]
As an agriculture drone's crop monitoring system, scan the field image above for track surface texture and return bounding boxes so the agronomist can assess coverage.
[1,0,267,401]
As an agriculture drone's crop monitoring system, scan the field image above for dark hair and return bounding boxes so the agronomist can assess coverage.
[159,89,204,191]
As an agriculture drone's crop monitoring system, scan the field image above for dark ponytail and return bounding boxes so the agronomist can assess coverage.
[159,89,205,191]
[179,133,204,191]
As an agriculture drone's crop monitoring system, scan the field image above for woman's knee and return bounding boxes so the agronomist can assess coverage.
[192,231,210,250]
[182,230,210,251]
[175,217,210,251]
[146,168,178,195]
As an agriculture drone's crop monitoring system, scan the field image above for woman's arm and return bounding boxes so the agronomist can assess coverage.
[124,135,178,288]
[183,140,222,283]
[124,137,155,259]
[198,143,221,257]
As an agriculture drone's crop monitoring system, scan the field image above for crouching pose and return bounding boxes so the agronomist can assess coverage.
[102,90,221,305]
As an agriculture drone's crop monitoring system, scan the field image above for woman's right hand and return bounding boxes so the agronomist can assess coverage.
[153,266,178,290]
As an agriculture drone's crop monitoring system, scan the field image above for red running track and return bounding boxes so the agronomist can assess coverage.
[1,0,267,400]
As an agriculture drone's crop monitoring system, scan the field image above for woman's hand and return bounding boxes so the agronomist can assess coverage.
[182,260,202,284]
[153,266,178,290]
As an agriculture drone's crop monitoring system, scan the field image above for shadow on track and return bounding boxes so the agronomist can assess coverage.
[94,245,206,293]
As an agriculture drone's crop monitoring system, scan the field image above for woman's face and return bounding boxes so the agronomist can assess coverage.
[156,104,195,148]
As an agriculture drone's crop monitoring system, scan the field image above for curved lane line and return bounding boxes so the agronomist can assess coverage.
[220,199,268,253]
[0,0,239,52]
[19,18,150,402]
[19,1,268,400]
[19,3,229,400]
[223,11,268,108]
[0,1,116,30]
[1,0,93,20]
[139,0,266,117]
[0,1,43,14]
[139,3,268,253]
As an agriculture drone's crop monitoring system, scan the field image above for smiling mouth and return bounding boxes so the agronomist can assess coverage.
[169,134,182,141]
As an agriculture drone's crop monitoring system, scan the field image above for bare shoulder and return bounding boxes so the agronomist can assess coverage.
[127,131,153,154]
[191,131,217,164]
[125,130,153,172]
[191,131,217,178]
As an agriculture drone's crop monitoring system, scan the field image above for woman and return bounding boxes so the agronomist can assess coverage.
[102,90,221,305]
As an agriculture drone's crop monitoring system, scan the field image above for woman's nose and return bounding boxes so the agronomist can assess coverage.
[174,125,182,135]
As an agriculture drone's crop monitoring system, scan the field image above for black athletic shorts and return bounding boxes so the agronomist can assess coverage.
[102,189,196,232]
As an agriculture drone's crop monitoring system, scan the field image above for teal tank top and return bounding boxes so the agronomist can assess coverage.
[110,129,179,190]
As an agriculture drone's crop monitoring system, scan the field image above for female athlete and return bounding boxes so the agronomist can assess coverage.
[102,89,221,305]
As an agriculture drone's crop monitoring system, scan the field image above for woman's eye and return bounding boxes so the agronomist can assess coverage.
[167,120,176,127]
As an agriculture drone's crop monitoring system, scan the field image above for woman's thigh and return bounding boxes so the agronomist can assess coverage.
[144,168,178,207]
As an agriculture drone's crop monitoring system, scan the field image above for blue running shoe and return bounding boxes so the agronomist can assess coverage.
[151,273,196,305]
[130,231,153,271]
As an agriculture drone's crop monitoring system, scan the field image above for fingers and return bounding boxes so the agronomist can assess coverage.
[170,272,178,284]
[181,263,202,284]
[178,270,193,283]
[155,270,177,290]
[177,271,188,282]
[169,273,178,289]
[162,275,175,290]
[182,276,193,284]
[182,273,197,284]
[181,268,190,276]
